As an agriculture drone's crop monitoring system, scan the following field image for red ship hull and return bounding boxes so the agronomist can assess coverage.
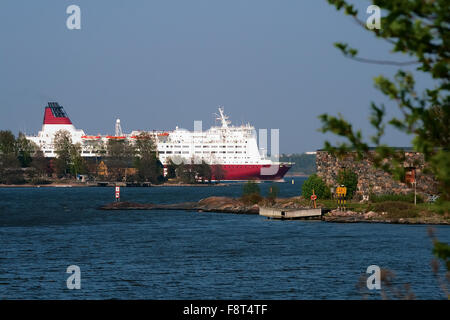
[211,163,291,181]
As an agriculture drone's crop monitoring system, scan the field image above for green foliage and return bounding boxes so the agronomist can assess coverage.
[267,183,280,200]
[166,158,178,179]
[371,193,424,203]
[134,132,155,156]
[133,132,163,183]
[0,130,20,174]
[241,193,263,205]
[429,228,450,275]
[197,161,212,183]
[171,160,213,184]
[372,201,420,218]
[31,150,50,177]
[175,163,196,184]
[53,130,73,176]
[0,153,20,170]
[4,172,26,185]
[321,0,450,199]
[337,169,358,199]
[30,177,52,185]
[53,130,88,177]
[302,174,331,199]
[242,180,261,196]
[0,130,16,154]
[106,138,135,181]
[0,131,52,183]
[432,241,450,272]
[106,139,136,159]
[424,198,450,215]
[241,181,262,204]
[70,143,88,176]
[16,133,35,167]
[279,153,316,174]
[134,156,163,183]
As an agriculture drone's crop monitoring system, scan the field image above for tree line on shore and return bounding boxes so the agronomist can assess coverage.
[0,129,223,185]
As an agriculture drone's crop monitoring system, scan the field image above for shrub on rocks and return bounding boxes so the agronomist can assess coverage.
[373,201,420,218]
[302,174,331,200]
[241,181,263,204]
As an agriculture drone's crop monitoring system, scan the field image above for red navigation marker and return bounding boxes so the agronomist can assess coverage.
[310,191,317,208]
[115,186,120,201]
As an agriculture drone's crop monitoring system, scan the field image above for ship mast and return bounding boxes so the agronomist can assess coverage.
[216,106,231,128]
[115,119,123,136]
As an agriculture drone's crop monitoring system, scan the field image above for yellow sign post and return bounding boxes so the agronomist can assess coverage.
[336,186,347,211]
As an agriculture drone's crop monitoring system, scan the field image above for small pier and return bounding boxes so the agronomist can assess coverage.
[95,181,150,187]
[259,207,322,220]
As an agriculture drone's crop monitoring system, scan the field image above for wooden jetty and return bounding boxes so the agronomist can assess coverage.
[259,207,322,220]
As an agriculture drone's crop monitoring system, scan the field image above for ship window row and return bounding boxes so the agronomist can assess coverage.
[166,145,246,149]
[160,151,187,154]
[192,141,248,144]
[160,145,190,148]
[203,151,245,154]
[198,145,245,148]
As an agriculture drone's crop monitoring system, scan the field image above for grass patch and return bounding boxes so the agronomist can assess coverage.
[372,201,420,219]
[370,193,424,203]
[417,200,450,215]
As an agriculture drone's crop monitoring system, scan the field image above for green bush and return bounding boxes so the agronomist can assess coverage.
[241,193,263,205]
[267,183,279,200]
[241,181,262,205]
[371,193,424,203]
[301,174,331,199]
[373,201,420,219]
[31,178,52,185]
[5,173,26,185]
[242,180,260,196]
[337,169,358,199]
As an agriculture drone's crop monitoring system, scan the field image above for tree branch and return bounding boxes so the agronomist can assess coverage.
[344,55,420,66]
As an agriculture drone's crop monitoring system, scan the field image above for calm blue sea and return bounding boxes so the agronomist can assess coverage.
[0,177,449,299]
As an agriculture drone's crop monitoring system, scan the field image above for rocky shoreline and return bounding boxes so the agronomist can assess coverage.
[323,209,449,225]
[98,196,449,225]
[99,196,259,214]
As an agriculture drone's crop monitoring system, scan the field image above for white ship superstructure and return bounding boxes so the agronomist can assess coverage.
[132,108,272,166]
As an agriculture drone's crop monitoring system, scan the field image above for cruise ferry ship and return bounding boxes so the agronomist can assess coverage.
[26,102,292,180]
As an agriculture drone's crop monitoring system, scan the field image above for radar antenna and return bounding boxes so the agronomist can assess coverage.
[115,119,123,136]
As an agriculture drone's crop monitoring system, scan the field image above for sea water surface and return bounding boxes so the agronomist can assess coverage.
[0,177,449,299]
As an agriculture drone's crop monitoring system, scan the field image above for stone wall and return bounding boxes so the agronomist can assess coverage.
[316,151,438,197]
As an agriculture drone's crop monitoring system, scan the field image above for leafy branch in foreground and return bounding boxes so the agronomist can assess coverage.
[428,228,450,299]
[321,0,450,198]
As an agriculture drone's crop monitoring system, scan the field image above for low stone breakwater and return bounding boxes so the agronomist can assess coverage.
[99,196,449,225]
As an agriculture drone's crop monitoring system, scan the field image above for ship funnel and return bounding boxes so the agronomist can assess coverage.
[43,102,72,125]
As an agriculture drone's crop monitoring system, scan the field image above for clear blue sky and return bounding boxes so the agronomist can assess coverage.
[0,0,432,153]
